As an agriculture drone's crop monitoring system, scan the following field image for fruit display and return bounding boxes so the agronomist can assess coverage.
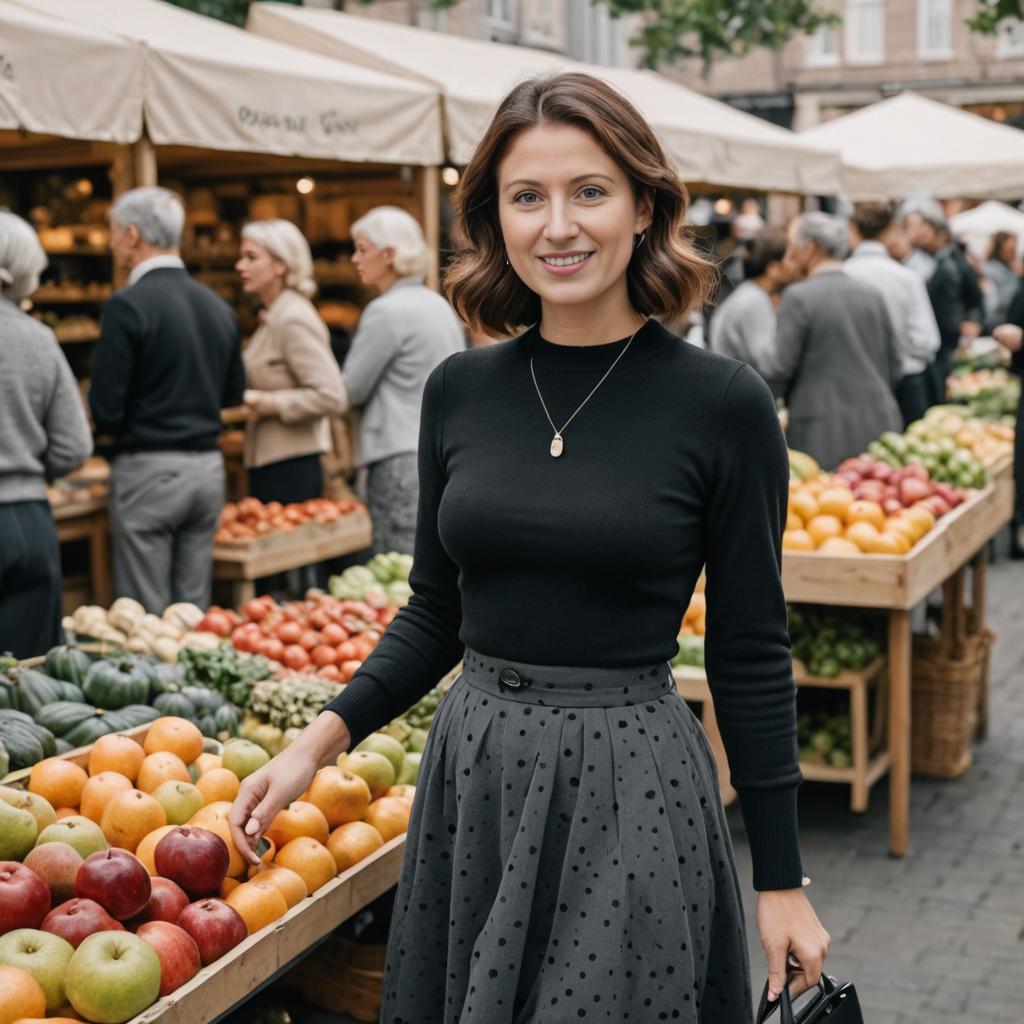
[0,717,411,1023]
[671,636,705,670]
[65,599,217,662]
[329,551,414,608]
[947,367,1020,419]
[787,606,884,678]
[177,644,276,707]
[911,405,1014,467]
[867,425,987,488]
[798,702,853,769]
[787,448,821,482]
[214,497,365,544]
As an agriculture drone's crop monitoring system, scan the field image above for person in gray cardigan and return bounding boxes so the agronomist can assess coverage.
[344,207,465,554]
[0,212,92,657]
[771,212,902,471]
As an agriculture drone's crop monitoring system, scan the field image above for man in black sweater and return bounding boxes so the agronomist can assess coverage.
[90,187,244,612]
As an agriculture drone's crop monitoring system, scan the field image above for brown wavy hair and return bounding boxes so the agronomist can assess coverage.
[445,72,717,337]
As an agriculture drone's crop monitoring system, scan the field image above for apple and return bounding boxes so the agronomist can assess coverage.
[42,898,124,948]
[125,877,189,929]
[64,931,161,1023]
[0,797,38,860]
[155,827,229,897]
[35,817,108,860]
[869,463,892,481]
[176,898,247,966]
[220,739,269,781]
[0,928,74,1011]
[23,843,83,905]
[882,497,904,516]
[0,787,56,833]
[75,850,151,921]
[899,477,933,506]
[0,862,51,932]
[136,921,201,996]
[152,781,204,827]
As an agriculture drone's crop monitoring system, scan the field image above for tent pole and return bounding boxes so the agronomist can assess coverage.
[420,165,441,291]
[133,136,158,188]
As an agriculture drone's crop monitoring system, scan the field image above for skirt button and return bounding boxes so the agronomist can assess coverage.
[499,668,521,688]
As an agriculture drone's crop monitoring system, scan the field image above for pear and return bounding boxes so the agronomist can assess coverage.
[0,787,57,834]
[0,796,39,860]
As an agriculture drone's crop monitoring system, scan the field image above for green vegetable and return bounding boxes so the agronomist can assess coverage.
[83,658,151,709]
[44,645,93,686]
[178,646,274,707]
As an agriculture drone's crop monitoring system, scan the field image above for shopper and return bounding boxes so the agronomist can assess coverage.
[982,231,1019,329]
[845,202,940,425]
[0,212,92,657]
[91,187,244,613]
[992,288,1024,554]
[237,219,345,506]
[709,225,792,391]
[774,212,903,470]
[344,206,464,554]
[231,72,829,1022]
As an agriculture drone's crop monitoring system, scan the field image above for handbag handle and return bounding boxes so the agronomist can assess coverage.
[756,971,838,1024]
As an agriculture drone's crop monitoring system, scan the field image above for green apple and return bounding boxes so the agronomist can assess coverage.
[65,931,161,1023]
[344,751,395,800]
[152,781,204,826]
[0,928,74,1011]
[0,797,38,860]
[35,816,108,859]
[397,751,421,786]
[220,739,270,781]
[0,787,57,833]
[355,733,405,780]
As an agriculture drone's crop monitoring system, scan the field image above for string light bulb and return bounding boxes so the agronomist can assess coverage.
[296,177,315,195]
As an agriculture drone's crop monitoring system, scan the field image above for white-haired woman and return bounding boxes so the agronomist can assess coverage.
[347,206,464,554]
[0,211,92,657]
[237,219,346,505]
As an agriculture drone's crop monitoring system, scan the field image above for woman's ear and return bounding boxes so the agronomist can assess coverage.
[634,191,654,236]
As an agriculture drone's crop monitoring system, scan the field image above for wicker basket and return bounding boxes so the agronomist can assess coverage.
[282,933,385,1021]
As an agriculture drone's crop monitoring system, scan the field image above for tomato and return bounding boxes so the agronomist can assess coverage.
[277,621,303,645]
[339,601,364,616]
[310,644,338,668]
[244,598,272,622]
[231,624,259,653]
[363,629,382,645]
[352,636,375,661]
[337,641,359,662]
[317,664,342,683]
[299,630,322,652]
[282,644,310,671]
[320,623,348,646]
[308,608,331,631]
[340,660,362,683]
[197,611,231,637]
[377,607,399,628]
[281,603,303,623]
[223,608,243,629]
[258,637,285,662]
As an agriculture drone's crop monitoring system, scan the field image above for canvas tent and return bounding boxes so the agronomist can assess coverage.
[950,200,1024,260]
[800,93,1024,200]
[247,3,840,194]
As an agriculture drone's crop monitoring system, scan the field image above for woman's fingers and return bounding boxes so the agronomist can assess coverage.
[228,774,270,866]
[764,939,789,1002]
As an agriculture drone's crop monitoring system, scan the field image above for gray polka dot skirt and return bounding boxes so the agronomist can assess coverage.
[381,648,752,1023]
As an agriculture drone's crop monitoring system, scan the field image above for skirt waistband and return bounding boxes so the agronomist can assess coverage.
[460,648,673,708]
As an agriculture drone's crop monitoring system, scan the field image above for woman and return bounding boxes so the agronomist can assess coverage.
[230,74,829,1021]
[983,231,1019,330]
[345,206,464,554]
[236,219,345,505]
[0,212,92,657]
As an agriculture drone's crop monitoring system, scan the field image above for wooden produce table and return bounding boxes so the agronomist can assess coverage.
[51,497,112,608]
[781,481,1014,858]
[213,509,373,605]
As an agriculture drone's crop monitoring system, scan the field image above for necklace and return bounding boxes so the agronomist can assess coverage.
[529,318,647,459]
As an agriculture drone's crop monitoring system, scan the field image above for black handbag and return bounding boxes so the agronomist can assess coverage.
[756,971,863,1023]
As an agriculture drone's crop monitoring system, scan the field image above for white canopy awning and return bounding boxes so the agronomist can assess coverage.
[10,0,443,165]
[0,0,142,143]
[800,92,1024,200]
[951,200,1024,260]
[247,3,840,194]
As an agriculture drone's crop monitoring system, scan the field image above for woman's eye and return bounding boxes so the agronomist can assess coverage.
[579,186,605,200]
[514,191,541,206]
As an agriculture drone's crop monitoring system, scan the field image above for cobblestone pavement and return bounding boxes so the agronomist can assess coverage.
[731,557,1024,1024]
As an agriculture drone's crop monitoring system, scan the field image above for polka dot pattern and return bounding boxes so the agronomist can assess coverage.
[382,651,752,1023]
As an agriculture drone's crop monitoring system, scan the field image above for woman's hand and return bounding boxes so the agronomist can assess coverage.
[757,887,831,1002]
[243,389,281,419]
[993,323,1023,353]
[228,711,351,866]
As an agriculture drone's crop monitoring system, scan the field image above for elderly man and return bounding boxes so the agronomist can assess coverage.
[772,212,902,471]
[845,202,940,425]
[90,187,245,612]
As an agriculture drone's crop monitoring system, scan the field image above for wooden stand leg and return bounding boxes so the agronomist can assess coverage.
[234,580,256,608]
[888,609,911,857]
[971,550,989,740]
[850,680,869,813]
[91,513,113,608]
[700,700,737,807]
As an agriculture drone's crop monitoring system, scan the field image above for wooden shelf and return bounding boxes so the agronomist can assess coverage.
[45,248,111,257]
[33,289,112,305]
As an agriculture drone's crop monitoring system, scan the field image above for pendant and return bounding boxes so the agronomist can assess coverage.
[550,434,564,458]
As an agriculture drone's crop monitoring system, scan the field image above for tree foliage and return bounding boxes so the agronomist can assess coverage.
[967,0,1024,34]
[161,0,300,28]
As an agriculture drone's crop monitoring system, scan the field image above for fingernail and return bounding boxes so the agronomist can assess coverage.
[245,818,260,835]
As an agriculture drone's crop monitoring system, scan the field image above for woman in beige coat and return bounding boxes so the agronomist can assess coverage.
[236,220,345,504]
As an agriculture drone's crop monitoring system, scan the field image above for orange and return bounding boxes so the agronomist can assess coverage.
[845,520,881,552]
[0,965,46,1023]
[805,515,844,547]
[196,768,240,805]
[188,800,232,828]
[219,876,241,898]
[246,865,307,909]
[789,490,819,522]
[882,530,911,554]
[193,753,222,776]
[363,797,412,843]
[816,536,861,555]
[867,531,905,555]
[846,500,885,531]
[28,759,87,810]
[79,771,133,824]
[885,517,920,545]
[782,529,815,552]
[901,505,936,535]
[100,789,166,852]
[55,807,77,820]
[144,717,204,765]
[135,824,177,875]
[136,751,191,794]
[265,801,330,849]
[785,511,804,532]
[816,488,855,519]
[327,822,384,874]
[386,785,417,802]
[306,768,371,829]
[88,733,145,782]
[225,879,288,935]
[274,837,337,894]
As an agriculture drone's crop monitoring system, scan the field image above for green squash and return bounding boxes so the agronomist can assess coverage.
[196,713,217,738]
[62,711,114,749]
[54,738,73,755]
[150,662,187,694]
[0,738,8,778]
[44,645,93,686]
[11,669,64,717]
[54,681,86,703]
[35,701,98,738]
[0,677,15,710]
[83,659,152,709]
[0,722,45,770]
[103,704,160,732]
[183,686,225,713]
[153,692,198,719]
[213,703,241,738]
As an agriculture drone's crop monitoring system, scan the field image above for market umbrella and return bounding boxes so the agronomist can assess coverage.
[800,92,1024,200]
[950,200,1024,260]
[8,0,443,165]
[246,3,840,194]
[0,0,142,143]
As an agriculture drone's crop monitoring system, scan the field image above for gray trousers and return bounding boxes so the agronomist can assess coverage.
[361,452,418,556]
[110,451,224,613]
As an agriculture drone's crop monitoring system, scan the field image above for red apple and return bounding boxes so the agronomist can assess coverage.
[902,463,929,481]
[126,877,190,929]
[176,898,247,966]
[919,495,952,518]
[0,861,51,931]
[75,849,151,921]
[42,897,124,948]
[882,497,904,515]
[154,827,229,898]
[899,477,933,506]
[136,921,201,996]
[23,843,84,905]
[870,464,893,481]
[931,482,961,507]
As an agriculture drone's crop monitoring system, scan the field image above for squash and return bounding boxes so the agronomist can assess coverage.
[0,738,8,778]
[150,662,187,695]
[55,681,86,703]
[196,713,217,738]
[83,658,151,709]
[35,701,98,738]
[152,637,181,663]
[0,722,45,769]
[153,692,197,719]
[63,711,113,748]
[104,704,160,731]
[11,670,64,717]
[163,603,204,632]
[108,597,146,633]
[54,738,73,755]
[213,703,240,738]
[0,678,15,710]
[183,686,225,713]
[44,645,93,686]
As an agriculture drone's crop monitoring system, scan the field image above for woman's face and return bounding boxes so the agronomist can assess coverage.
[999,235,1017,264]
[352,234,394,287]
[497,123,651,314]
[235,239,285,296]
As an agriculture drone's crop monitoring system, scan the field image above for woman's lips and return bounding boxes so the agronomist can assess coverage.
[537,252,593,277]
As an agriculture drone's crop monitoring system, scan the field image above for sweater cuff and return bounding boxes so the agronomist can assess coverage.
[736,783,804,891]
[323,673,395,751]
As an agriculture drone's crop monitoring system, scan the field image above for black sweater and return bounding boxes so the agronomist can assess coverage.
[90,268,245,453]
[326,321,803,890]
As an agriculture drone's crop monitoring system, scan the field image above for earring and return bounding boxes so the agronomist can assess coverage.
[504,250,510,266]
[634,232,646,249]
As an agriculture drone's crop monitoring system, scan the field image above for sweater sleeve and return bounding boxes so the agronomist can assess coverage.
[703,364,803,891]
[342,302,401,408]
[222,318,246,409]
[270,315,346,424]
[89,294,138,436]
[42,336,93,481]
[324,355,464,746]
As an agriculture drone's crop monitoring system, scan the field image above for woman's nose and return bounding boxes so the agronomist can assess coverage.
[543,200,578,243]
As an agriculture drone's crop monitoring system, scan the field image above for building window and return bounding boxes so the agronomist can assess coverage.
[918,0,952,58]
[997,18,1024,56]
[521,0,565,49]
[845,0,885,64]
[488,0,516,28]
[805,22,840,66]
